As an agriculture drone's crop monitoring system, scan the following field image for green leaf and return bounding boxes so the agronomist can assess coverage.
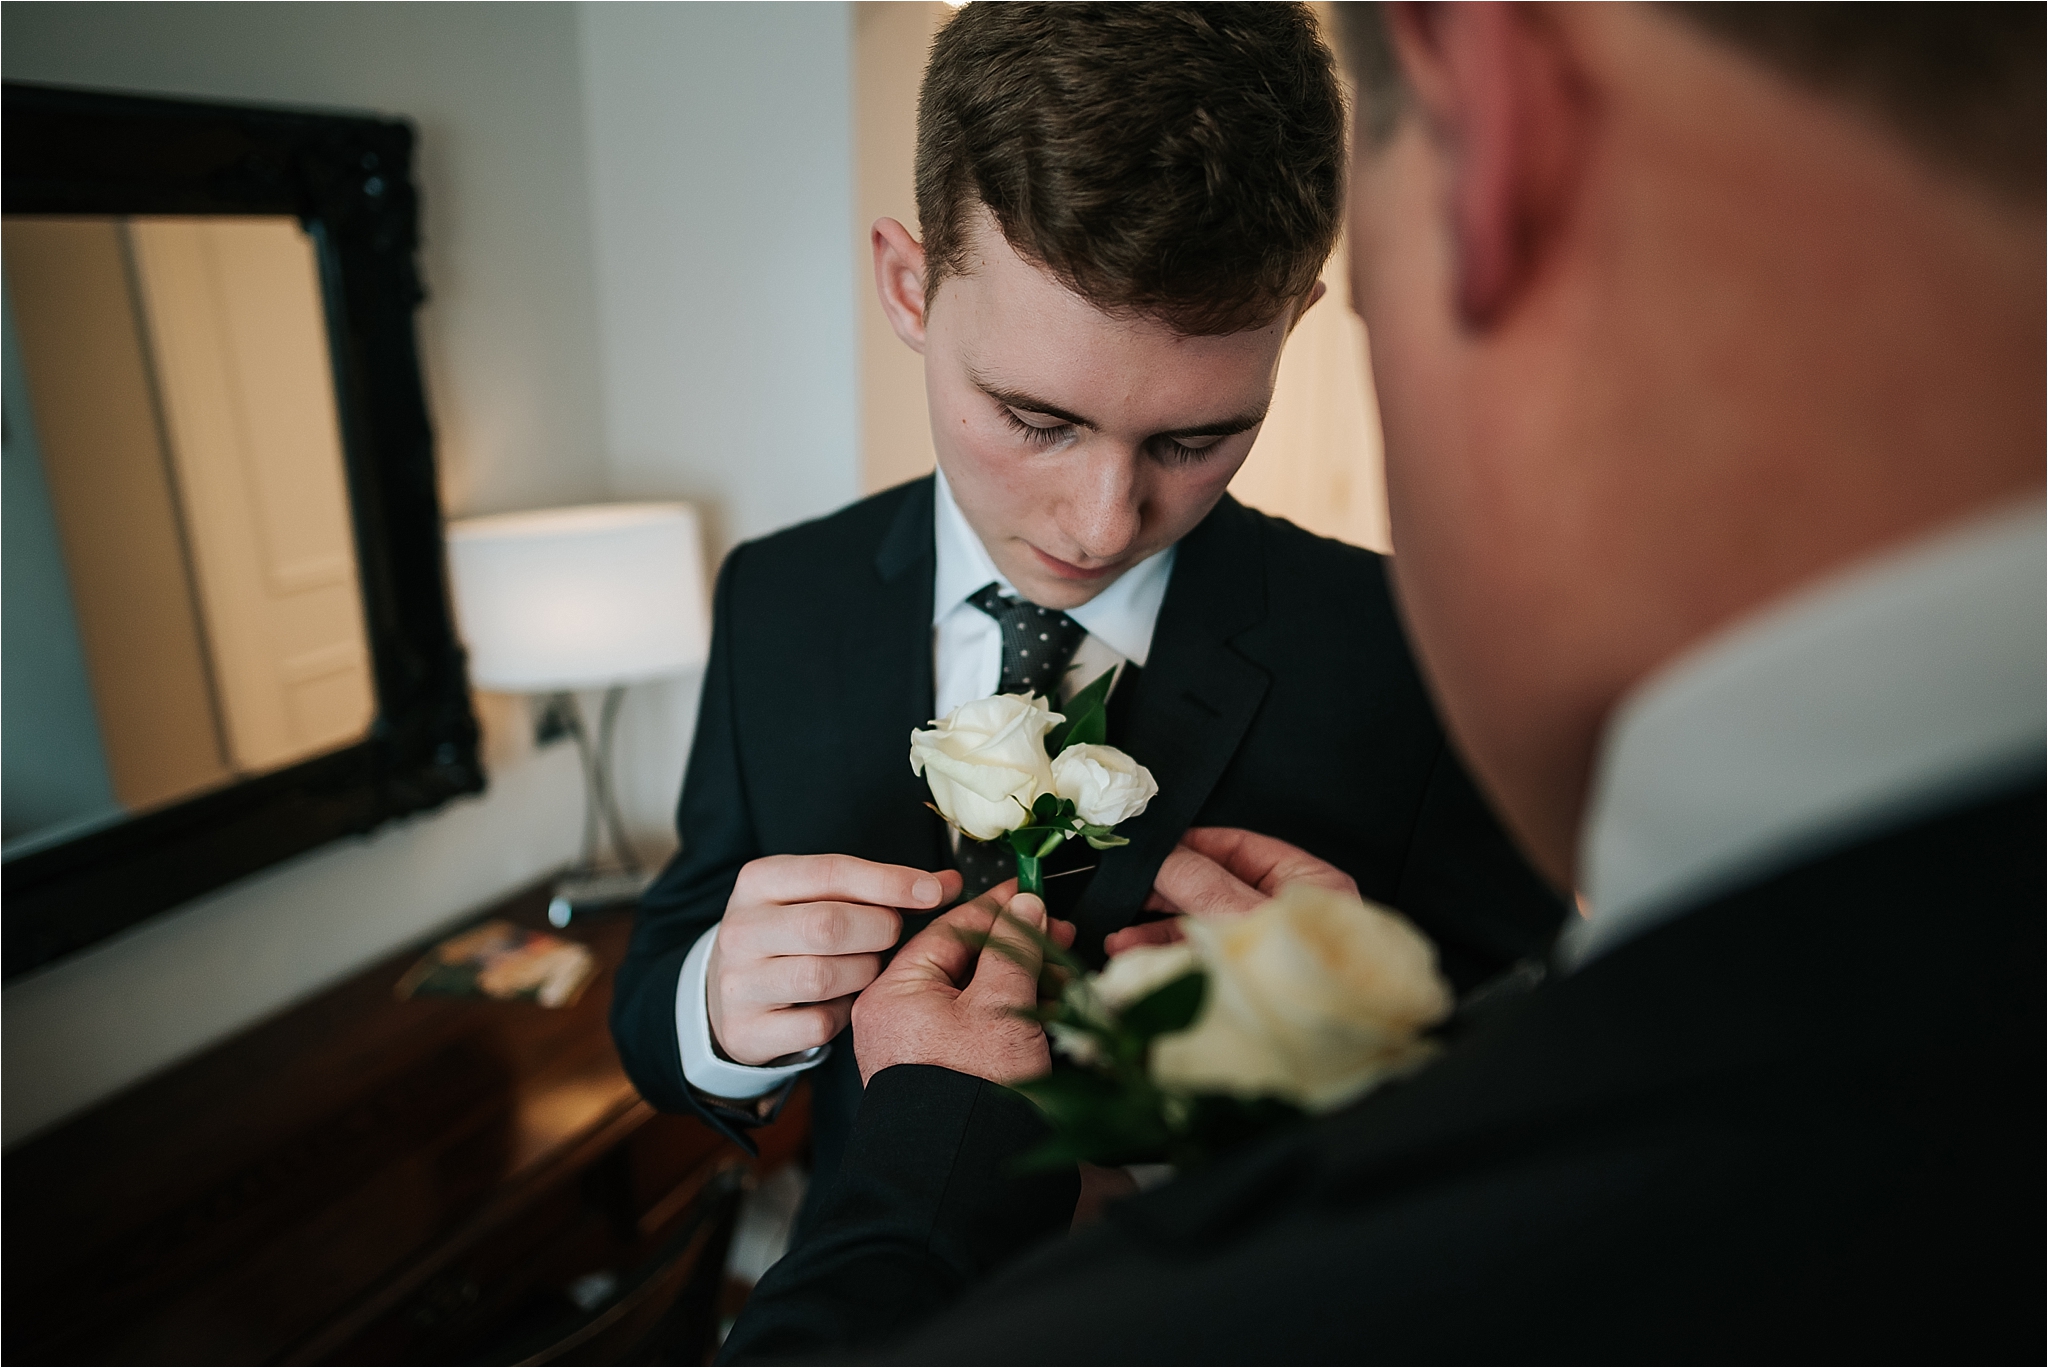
[1048,667,1117,753]
[1119,971,1206,1038]
[1007,827,1046,857]
[1008,1069,1177,1167]
[1032,791,1062,823]
[1013,1067,1124,1113]
[1083,832,1130,850]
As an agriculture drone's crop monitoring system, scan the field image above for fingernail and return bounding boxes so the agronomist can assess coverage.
[912,875,942,904]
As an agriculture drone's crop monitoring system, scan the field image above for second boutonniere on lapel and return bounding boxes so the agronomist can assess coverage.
[909,668,1158,896]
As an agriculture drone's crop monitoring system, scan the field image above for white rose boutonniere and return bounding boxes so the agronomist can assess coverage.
[1006,883,1454,1169]
[910,668,1155,894]
[1051,744,1160,828]
[909,693,1062,842]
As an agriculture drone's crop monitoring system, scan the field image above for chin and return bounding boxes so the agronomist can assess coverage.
[1016,578,1099,611]
[996,548,1107,608]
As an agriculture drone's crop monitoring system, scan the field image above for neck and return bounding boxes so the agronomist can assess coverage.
[1485,26,2044,886]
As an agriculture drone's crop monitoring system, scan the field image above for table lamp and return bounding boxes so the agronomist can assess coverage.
[447,503,710,925]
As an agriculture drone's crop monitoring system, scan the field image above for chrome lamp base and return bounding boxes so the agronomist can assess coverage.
[548,868,656,928]
[540,685,654,928]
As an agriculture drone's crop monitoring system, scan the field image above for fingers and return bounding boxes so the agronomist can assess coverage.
[1151,843,1265,917]
[962,877,1020,916]
[1073,1162,1140,1229]
[1176,827,1312,891]
[1103,919,1187,957]
[726,997,854,1063]
[850,894,1055,1088]
[1049,917,1078,951]
[964,893,1048,1006]
[737,853,962,912]
[880,897,999,991]
[1178,827,1358,898]
[719,952,882,1006]
[723,899,902,958]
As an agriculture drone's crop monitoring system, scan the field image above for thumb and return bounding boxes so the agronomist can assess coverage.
[964,892,1048,1007]
[885,902,982,990]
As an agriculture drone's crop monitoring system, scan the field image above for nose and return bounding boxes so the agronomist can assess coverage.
[1062,447,1144,563]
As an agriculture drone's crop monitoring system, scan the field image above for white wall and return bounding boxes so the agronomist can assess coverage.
[2,1,865,1145]
[0,1,796,1145]
[580,2,860,559]
[577,3,862,858]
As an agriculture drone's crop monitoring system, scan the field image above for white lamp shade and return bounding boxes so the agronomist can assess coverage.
[446,502,710,692]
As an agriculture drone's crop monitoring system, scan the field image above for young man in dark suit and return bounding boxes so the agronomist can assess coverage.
[721,1,2044,1360]
[610,3,1562,1208]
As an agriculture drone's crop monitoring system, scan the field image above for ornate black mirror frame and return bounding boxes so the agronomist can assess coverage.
[2,82,484,979]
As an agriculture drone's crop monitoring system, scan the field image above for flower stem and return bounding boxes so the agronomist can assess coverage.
[1015,852,1043,897]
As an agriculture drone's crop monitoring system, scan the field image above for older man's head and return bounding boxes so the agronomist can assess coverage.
[1333,2,2044,886]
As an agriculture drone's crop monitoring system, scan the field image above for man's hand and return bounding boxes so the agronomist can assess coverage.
[707,855,963,1066]
[1103,827,1359,956]
[851,885,1075,1086]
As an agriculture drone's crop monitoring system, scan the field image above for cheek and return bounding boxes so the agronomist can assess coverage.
[1144,440,1254,523]
[929,385,1011,488]
[930,397,1062,535]
[1372,330,1463,563]
[1368,317,1518,721]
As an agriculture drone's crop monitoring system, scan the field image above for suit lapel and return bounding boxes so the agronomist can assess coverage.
[835,476,951,873]
[1073,497,1271,957]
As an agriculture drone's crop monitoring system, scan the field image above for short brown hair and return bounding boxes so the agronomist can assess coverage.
[1331,2,2045,199]
[915,3,1347,336]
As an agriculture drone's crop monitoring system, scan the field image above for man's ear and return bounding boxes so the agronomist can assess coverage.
[872,217,930,354]
[1285,278,1330,334]
[1385,2,1590,327]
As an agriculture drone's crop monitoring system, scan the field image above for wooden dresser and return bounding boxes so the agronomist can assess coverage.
[3,882,805,1365]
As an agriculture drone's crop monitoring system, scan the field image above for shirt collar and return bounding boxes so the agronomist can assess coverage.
[931,466,1175,667]
[1565,497,2046,969]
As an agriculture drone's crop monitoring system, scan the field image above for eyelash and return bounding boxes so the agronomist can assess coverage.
[1002,408,1067,449]
[1153,437,1215,466]
[1001,408,1215,465]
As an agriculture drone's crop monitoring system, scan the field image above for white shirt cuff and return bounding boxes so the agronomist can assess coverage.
[676,923,828,1100]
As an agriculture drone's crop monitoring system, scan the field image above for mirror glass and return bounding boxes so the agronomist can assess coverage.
[3,215,374,856]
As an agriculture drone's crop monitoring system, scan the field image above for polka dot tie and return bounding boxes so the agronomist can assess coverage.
[955,584,1091,898]
[967,583,1090,698]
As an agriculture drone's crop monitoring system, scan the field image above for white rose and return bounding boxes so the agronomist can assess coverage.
[1150,883,1453,1112]
[909,693,1061,841]
[1050,743,1158,827]
[1093,940,1200,1013]
[1053,940,1200,1065]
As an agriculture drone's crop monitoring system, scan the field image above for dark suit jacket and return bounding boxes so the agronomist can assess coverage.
[611,477,1562,1188]
[722,784,2046,1364]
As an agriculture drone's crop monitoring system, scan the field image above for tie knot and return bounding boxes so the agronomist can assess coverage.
[967,583,1089,699]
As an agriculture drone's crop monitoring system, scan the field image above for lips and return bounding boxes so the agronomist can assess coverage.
[1030,544,1121,581]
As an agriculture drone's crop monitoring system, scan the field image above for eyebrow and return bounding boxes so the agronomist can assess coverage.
[970,371,1269,442]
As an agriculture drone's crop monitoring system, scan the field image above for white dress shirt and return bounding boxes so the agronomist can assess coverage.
[1564,498,2045,969]
[678,468,1176,1098]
